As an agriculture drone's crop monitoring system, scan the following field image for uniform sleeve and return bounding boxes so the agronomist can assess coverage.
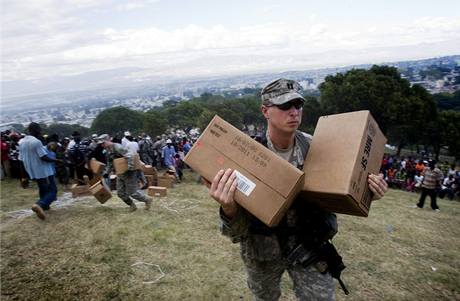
[219,206,250,243]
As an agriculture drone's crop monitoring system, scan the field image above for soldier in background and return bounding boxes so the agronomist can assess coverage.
[209,79,388,300]
[97,134,152,212]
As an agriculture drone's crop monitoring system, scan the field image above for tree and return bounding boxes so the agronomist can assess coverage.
[91,106,143,137]
[319,65,437,155]
[438,110,460,160]
[163,101,204,129]
[143,110,168,138]
[46,123,90,139]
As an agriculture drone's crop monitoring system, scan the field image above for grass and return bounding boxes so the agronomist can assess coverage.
[1,171,459,300]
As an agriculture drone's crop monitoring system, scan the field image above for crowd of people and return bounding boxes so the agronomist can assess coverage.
[0,127,198,185]
[380,155,460,203]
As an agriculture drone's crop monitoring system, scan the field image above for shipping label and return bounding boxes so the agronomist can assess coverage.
[233,170,256,196]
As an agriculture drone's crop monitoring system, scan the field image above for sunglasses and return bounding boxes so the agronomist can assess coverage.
[267,99,304,111]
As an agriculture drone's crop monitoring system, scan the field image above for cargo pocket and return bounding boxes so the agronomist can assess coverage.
[241,234,282,261]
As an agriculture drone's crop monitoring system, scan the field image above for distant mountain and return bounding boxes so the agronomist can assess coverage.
[1,53,459,114]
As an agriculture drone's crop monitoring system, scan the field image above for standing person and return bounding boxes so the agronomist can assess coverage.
[19,123,59,220]
[174,153,184,182]
[68,131,91,183]
[182,137,191,156]
[415,159,444,211]
[97,134,152,211]
[121,131,131,147]
[208,78,388,301]
[162,139,176,171]
[125,135,148,189]
[139,134,155,166]
[1,133,11,179]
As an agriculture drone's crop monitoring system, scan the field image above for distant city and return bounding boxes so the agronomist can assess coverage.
[1,55,459,131]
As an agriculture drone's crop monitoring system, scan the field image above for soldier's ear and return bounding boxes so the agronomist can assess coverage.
[261,105,270,120]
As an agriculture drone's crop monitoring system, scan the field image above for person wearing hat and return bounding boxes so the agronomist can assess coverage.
[97,134,152,211]
[208,78,388,300]
[121,131,131,147]
[415,159,443,211]
[162,139,176,172]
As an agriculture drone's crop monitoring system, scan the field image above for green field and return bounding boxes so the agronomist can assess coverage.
[1,171,459,301]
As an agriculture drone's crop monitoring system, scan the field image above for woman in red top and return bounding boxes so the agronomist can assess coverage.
[1,135,11,178]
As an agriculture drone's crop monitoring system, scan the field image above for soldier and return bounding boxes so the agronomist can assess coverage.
[97,134,152,211]
[209,79,388,300]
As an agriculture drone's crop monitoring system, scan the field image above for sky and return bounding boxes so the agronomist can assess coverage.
[1,0,460,88]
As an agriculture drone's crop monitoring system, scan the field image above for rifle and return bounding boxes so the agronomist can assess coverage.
[287,241,349,295]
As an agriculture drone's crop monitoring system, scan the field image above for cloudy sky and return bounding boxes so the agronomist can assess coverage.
[2,0,460,85]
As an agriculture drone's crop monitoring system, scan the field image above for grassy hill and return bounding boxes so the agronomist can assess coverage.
[1,171,459,300]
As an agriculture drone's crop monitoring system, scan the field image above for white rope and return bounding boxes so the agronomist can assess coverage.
[131,262,165,284]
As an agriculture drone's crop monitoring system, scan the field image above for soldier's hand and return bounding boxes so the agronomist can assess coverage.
[209,168,238,219]
[368,173,388,201]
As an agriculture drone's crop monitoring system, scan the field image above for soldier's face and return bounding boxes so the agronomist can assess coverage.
[262,103,302,134]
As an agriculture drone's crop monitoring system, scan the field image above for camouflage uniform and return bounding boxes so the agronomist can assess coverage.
[106,143,151,209]
[220,131,335,301]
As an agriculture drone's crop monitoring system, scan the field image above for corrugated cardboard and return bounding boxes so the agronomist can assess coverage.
[113,154,142,175]
[89,180,112,204]
[145,175,156,187]
[71,184,90,198]
[88,175,101,187]
[157,176,174,188]
[184,115,305,227]
[300,110,386,216]
[89,159,106,175]
[148,186,167,197]
[143,165,157,176]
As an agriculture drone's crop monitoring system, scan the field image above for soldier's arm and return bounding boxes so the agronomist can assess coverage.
[219,206,250,243]
[208,168,250,243]
[113,144,135,169]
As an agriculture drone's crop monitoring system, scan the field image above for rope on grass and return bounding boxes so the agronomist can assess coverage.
[160,199,198,214]
[131,262,165,284]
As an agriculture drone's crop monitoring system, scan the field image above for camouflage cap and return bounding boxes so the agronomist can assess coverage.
[261,78,305,105]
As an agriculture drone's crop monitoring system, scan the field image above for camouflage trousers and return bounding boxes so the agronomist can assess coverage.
[242,257,334,301]
[117,170,150,206]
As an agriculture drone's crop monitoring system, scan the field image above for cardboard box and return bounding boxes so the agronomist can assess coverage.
[145,175,157,187]
[142,165,157,176]
[157,176,174,188]
[300,110,386,216]
[89,159,106,175]
[113,154,142,175]
[89,180,112,204]
[184,115,305,227]
[88,175,102,187]
[148,186,167,197]
[71,184,91,198]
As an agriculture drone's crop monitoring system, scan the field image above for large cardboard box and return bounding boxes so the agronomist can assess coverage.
[113,154,142,175]
[71,184,90,198]
[89,180,112,204]
[142,165,157,176]
[145,175,156,187]
[148,186,167,197]
[300,110,386,216]
[184,115,305,227]
[89,159,106,175]
[157,176,174,188]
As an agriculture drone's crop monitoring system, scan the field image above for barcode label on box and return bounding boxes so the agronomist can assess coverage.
[233,170,256,196]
